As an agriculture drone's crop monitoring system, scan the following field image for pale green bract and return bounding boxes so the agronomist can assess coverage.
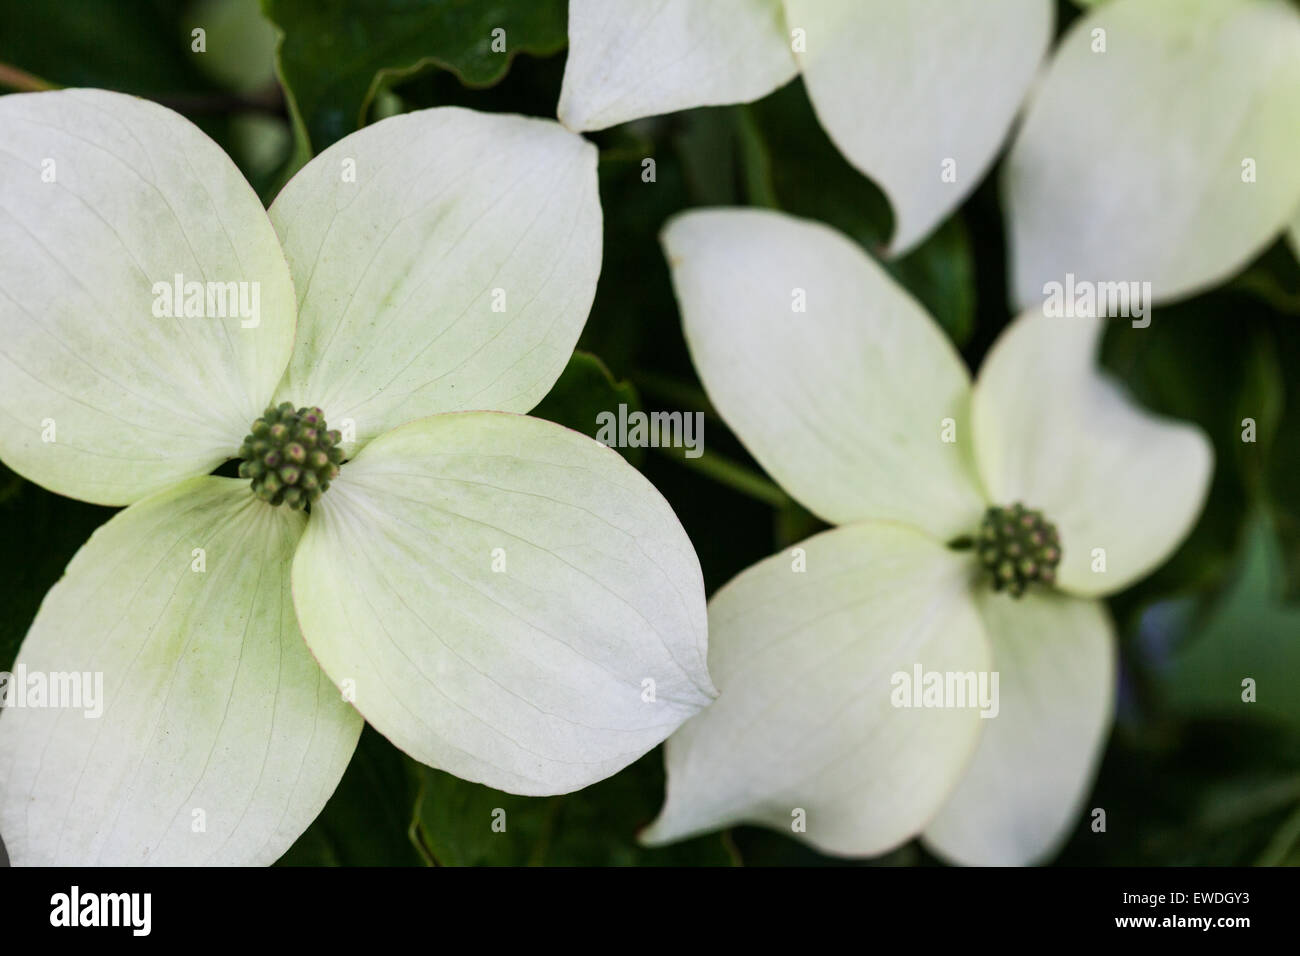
[647,208,1212,866]
[557,0,1053,255]
[0,90,714,865]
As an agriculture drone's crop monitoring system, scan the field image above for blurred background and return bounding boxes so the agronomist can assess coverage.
[2,0,1298,866]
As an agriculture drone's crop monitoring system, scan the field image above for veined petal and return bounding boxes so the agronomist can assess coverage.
[291,412,713,796]
[0,90,297,506]
[557,0,797,132]
[269,108,602,455]
[643,521,990,856]
[784,0,1053,255]
[0,477,362,865]
[923,588,1115,866]
[1006,0,1300,307]
[665,208,986,540]
[972,312,1212,597]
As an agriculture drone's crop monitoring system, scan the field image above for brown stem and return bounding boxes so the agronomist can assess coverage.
[0,62,57,93]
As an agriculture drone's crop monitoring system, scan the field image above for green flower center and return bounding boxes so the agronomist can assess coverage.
[237,403,343,509]
[973,503,1062,598]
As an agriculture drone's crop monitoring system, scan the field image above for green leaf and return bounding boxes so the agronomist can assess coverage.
[1163,509,1300,731]
[531,350,645,466]
[262,0,568,153]
[674,107,740,207]
[411,752,735,866]
[410,768,543,866]
[0,0,219,94]
[276,726,425,866]
[1233,329,1285,498]
[884,217,976,348]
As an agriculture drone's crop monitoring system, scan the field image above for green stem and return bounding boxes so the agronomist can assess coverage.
[656,445,790,509]
[733,104,779,209]
[1231,272,1300,315]
[629,372,718,419]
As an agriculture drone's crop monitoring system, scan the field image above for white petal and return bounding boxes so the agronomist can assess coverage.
[268,108,602,454]
[785,0,1053,255]
[642,521,990,855]
[972,311,1212,597]
[0,478,362,865]
[0,90,297,505]
[923,589,1115,866]
[557,0,797,132]
[1006,0,1300,307]
[291,412,714,796]
[665,208,985,541]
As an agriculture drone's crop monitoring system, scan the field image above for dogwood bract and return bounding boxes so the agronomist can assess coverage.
[642,208,1212,865]
[558,0,1054,254]
[1006,0,1300,308]
[0,90,714,865]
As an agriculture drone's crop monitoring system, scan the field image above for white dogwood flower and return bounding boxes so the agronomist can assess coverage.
[0,90,714,865]
[642,208,1212,865]
[557,0,1054,255]
[1005,0,1300,308]
[561,0,1300,304]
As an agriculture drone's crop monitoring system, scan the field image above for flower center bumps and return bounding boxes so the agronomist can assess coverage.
[976,503,1062,598]
[237,403,344,509]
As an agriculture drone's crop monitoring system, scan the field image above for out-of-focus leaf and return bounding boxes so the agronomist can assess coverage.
[1227,240,1300,317]
[0,1,281,194]
[578,140,692,372]
[412,753,735,866]
[262,0,567,152]
[673,107,739,207]
[530,351,644,466]
[1058,719,1300,865]
[277,727,424,866]
[1163,509,1300,731]
[0,0,216,94]
[411,770,548,866]
[188,0,279,94]
[1233,329,1285,498]
[885,217,977,347]
[230,112,293,201]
